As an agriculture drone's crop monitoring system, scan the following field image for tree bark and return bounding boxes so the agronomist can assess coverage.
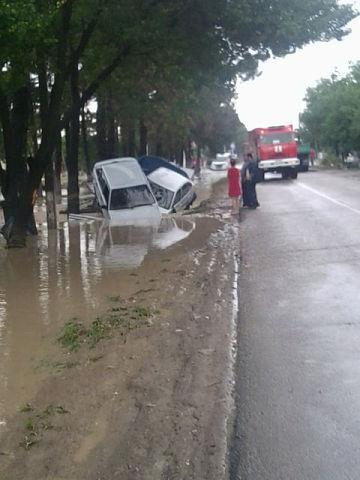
[45,159,57,230]
[96,91,108,160]
[139,119,147,156]
[156,140,163,157]
[81,106,92,180]
[54,133,63,204]
[0,84,32,240]
[66,65,81,214]
[120,120,136,157]
[106,90,118,158]
[5,1,75,246]
[127,121,136,157]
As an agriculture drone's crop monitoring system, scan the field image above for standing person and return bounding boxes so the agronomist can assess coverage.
[241,153,260,209]
[227,159,241,214]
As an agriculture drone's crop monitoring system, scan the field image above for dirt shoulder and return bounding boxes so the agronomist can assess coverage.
[0,181,240,480]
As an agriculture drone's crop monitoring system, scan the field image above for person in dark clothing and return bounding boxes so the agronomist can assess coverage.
[241,153,260,208]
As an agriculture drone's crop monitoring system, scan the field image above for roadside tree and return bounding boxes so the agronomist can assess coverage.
[0,0,356,246]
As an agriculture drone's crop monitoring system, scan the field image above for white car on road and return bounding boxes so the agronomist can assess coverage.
[210,153,231,171]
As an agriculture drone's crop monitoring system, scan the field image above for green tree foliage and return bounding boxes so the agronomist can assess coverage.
[0,0,356,246]
[300,63,360,155]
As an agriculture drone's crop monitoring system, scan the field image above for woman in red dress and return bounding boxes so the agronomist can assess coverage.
[227,159,242,214]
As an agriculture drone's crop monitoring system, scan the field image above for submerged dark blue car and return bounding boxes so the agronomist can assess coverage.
[138,155,189,179]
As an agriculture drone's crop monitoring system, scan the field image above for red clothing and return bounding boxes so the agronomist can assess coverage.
[227,167,241,197]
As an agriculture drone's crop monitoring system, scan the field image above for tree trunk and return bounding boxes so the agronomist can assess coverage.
[81,106,92,180]
[66,129,80,214]
[120,121,127,156]
[45,159,57,230]
[4,160,41,247]
[156,140,163,157]
[106,90,118,158]
[96,91,108,160]
[66,64,81,214]
[2,1,96,246]
[0,84,35,246]
[139,119,147,156]
[127,121,136,157]
[121,120,136,157]
[155,124,163,157]
[175,148,183,166]
[54,132,63,204]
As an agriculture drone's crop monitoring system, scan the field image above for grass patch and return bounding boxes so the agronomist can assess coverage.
[25,418,35,431]
[107,295,121,302]
[131,306,152,319]
[53,359,81,370]
[19,403,33,413]
[57,303,156,352]
[88,354,104,363]
[320,150,344,168]
[19,404,70,450]
[57,319,85,351]
[86,318,111,347]
[41,405,70,417]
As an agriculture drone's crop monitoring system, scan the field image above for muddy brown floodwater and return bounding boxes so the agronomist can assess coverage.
[0,176,241,480]
[0,217,195,422]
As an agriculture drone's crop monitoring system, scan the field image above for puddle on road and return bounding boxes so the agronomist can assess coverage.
[0,216,198,437]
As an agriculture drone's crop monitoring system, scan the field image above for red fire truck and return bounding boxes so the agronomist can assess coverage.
[247,125,299,181]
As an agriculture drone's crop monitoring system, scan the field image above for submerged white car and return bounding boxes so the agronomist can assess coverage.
[93,158,161,226]
[147,167,196,214]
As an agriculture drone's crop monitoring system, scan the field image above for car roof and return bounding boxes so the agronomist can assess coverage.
[138,155,189,179]
[147,167,191,192]
[94,158,147,189]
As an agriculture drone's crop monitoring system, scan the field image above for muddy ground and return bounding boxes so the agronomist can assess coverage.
[0,178,242,480]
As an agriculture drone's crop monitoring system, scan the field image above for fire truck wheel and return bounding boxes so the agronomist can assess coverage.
[291,170,298,179]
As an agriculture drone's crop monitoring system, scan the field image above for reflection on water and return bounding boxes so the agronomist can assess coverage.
[97,217,195,268]
[0,216,195,435]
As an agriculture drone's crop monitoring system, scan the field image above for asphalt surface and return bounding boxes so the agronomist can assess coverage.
[230,170,360,480]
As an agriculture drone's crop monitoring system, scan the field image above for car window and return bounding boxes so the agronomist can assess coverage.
[96,168,109,206]
[149,180,174,210]
[173,188,183,207]
[173,183,192,207]
[110,185,155,210]
[181,183,192,197]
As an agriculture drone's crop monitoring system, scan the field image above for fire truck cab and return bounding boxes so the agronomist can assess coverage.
[248,125,299,180]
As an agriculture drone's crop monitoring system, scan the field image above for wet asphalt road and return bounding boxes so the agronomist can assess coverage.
[230,170,360,480]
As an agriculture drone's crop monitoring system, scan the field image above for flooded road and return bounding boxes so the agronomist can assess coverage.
[0,216,197,436]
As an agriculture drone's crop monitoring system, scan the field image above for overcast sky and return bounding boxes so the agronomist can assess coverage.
[235,0,360,130]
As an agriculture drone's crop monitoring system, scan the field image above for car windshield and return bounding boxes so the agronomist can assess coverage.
[149,180,174,210]
[109,185,155,210]
[260,133,294,145]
